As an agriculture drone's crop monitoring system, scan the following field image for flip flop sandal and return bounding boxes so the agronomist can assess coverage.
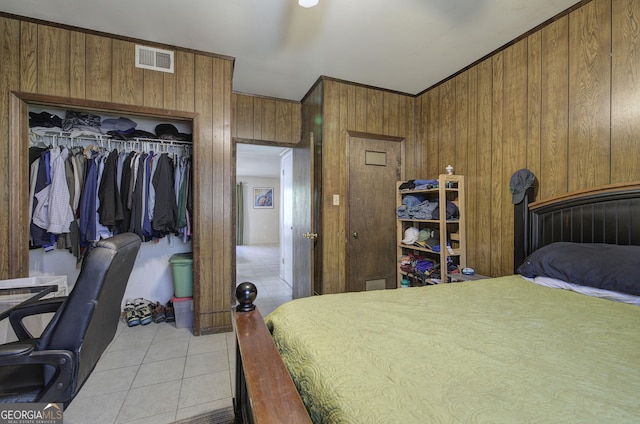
[135,298,153,326]
[124,298,140,327]
[152,301,166,323]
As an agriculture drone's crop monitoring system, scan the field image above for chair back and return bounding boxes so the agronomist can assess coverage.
[36,232,141,399]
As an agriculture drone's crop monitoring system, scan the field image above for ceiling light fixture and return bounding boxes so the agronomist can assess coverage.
[298,0,319,8]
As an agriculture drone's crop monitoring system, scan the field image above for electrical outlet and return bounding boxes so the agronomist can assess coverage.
[333,194,340,205]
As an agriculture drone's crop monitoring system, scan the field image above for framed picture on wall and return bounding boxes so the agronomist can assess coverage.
[253,187,274,208]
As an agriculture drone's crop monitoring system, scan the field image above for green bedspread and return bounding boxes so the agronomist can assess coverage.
[265,275,640,423]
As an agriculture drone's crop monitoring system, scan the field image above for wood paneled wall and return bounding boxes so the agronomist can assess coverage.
[232,93,301,144]
[318,78,415,294]
[416,0,640,277]
[0,15,234,334]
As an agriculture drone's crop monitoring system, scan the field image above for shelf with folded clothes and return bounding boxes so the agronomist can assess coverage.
[398,243,463,256]
[396,175,466,288]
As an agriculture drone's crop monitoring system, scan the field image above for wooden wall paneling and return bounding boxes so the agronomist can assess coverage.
[465,66,479,274]
[611,0,640,183]
[19,21,37,93]
[213,57,232,330]
[37,25,70,97]
[454,73,469,178]
[85,34,112,102]
[337,83,349,292]
[223,59,233,325]
[354,86,367,132]
[475,59,493,277]
[490,52,504,276]
[567,0,611,191]
[234,94,254,139]
[111,39,143,105]
[540,16,569,199]
[261,98,276,141]
[8,95,29,277]
[384,92,400,137]
[193,54,214,333]
[414,95,426,178]
[527,31,542,179]
[69,31,86,99]
[175,51,195,112]
[275,100,291,142]
[501,40,528,275]
[292,100,302,142]
[321,80,342,294]
[143,69,164,108]
[424,88,440,178]
[366,88,383,134]
[251,97,264,139]
[438,78,456,174]
[0,17,20,278]
[163,63,176,111]
[401,95,416,178]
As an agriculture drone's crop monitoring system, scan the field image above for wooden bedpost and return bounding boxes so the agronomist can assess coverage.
[232,282,312,424]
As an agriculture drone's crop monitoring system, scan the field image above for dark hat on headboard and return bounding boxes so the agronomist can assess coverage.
[510,168,535,204]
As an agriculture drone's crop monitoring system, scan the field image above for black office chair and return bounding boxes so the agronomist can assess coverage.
[0,232,141,408]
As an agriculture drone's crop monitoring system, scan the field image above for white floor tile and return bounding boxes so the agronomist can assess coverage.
[65,243,290,424]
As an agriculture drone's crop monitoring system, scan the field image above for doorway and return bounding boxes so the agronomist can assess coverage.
[346,133,403,292]
[235,142,293,313]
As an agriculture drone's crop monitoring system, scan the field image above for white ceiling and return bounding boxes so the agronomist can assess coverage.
[236,144,291,178]
[1,0,580,177]
[0,0,579,101]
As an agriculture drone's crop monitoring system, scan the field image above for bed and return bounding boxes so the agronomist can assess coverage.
[232,181,640,423]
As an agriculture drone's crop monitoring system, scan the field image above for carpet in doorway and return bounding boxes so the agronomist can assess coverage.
[172,406,235,424]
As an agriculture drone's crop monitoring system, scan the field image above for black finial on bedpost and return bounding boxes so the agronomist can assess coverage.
[235,282,257,312]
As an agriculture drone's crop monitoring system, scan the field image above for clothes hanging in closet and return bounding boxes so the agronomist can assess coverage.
[29,140,192,256]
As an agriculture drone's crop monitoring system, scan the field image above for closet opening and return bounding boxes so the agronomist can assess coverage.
[9,92,201,332]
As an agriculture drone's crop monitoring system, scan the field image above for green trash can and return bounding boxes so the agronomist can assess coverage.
[169,252,193,298]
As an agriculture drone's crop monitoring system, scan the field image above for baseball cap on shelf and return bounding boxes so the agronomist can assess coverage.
[402,227,419,245]
[510,169,535,204]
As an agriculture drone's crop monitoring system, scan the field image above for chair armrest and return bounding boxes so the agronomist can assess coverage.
[9,297,67,341]
[0,343,74,402]
[0,342,35,357]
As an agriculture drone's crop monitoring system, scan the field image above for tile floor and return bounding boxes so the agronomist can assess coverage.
[63,243,292,424]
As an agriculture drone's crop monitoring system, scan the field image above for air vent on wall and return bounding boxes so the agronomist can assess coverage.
[135,45,174,73]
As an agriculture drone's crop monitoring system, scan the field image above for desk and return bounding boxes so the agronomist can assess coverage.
[0,285,58,321]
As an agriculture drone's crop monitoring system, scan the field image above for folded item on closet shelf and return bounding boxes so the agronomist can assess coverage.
[62,110,102,132]
[155,123,192,142]
[101,117,137,134]
[409,200,438,220]
[432,200,459,220]
[413,179,439,190]
[402,194,426,207]
[29,111,63,128]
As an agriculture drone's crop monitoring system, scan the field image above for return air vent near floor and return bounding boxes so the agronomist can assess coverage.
[135,45,174,73]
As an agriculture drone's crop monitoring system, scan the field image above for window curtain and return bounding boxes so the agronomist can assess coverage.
[236,182,244,245]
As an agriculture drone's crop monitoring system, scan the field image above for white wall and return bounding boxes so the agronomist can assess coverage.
[30,237,192,307]
[239,176,280,245]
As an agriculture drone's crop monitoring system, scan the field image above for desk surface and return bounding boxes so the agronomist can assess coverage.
[0,285,58,321]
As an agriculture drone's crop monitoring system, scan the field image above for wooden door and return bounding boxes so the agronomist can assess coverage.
[347,134,403,292]
[292,133,314,299]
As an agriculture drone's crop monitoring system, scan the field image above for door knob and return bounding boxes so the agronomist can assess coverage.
[352,231,358,239]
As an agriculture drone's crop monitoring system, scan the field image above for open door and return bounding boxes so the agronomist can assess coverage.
[291,133,315,298]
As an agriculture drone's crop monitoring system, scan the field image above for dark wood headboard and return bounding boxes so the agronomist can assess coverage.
[514,182,640,272]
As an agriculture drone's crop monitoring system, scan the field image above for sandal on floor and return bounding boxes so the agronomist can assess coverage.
[165,300,175,323]
[135,298,153,326]
[152,301,166,323]
[124,298,140,327]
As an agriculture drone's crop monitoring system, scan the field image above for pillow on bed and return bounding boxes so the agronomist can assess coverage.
[517,242,640,296]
